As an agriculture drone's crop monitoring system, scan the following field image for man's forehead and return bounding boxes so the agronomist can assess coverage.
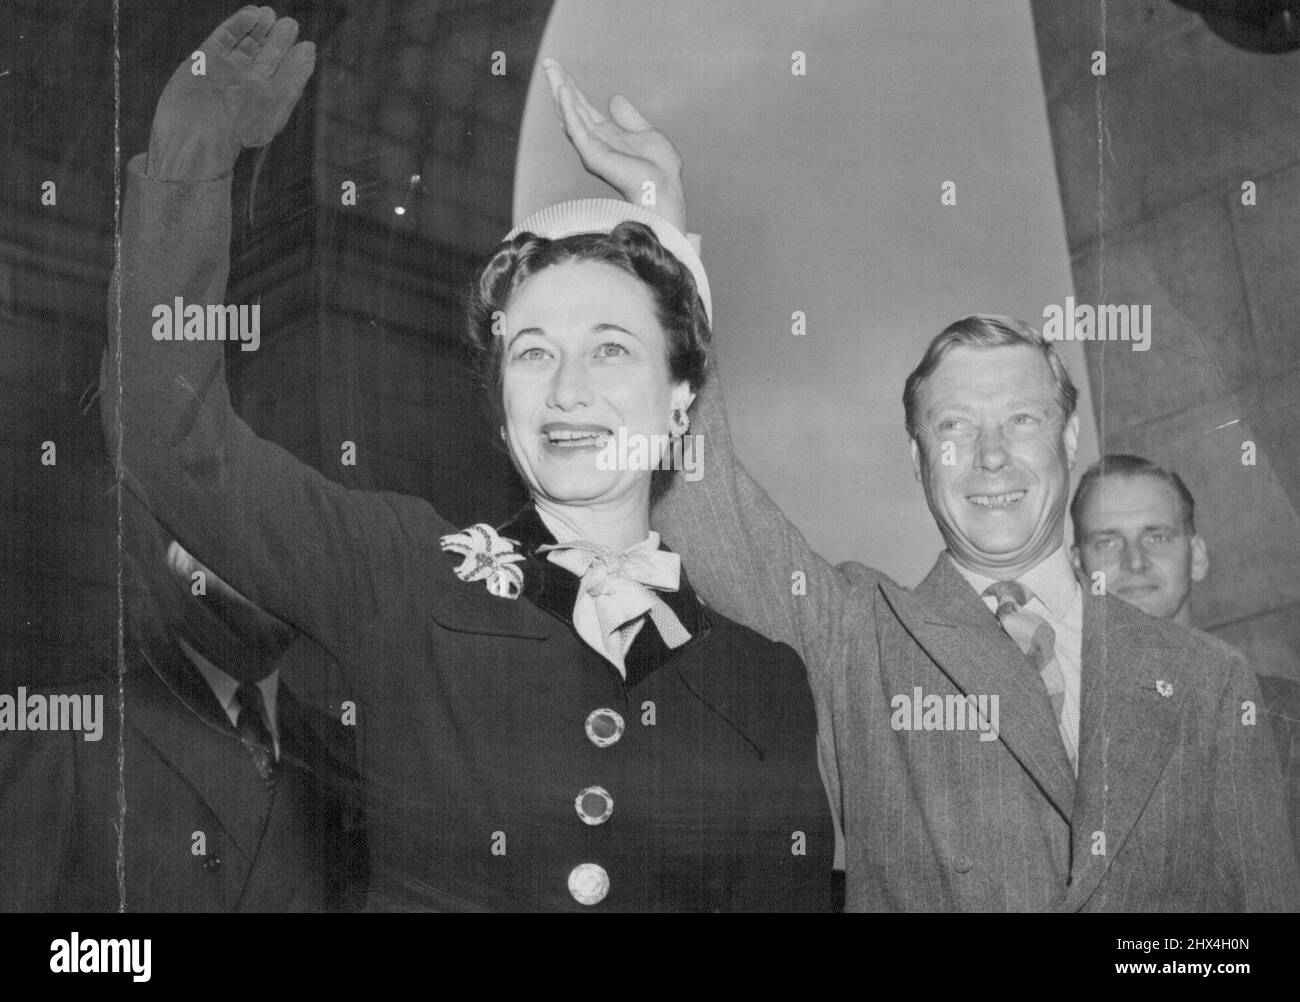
[1084,474,1184,525]
[922,344,1056,407]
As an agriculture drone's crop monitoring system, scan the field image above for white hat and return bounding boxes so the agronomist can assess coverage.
[506,198,712,324]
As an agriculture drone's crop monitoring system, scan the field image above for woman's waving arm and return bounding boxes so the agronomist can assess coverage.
[103,8,441,659]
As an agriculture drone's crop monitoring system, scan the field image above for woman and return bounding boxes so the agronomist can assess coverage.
[105,8,831,911]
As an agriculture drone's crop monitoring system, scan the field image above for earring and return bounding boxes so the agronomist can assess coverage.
[670,408,690,437]
[499,426,507,441]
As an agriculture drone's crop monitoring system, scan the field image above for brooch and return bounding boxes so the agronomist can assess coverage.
[440,524,527,599]
[1155,680,1174,698]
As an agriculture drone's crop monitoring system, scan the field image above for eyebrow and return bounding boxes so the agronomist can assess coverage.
[1086,522,1182,540]
[926,399,1054,420]
[507,322,640,351]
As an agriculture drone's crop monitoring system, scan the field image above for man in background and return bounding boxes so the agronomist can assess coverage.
[1071,453,1300,859]
[0,490,367,911]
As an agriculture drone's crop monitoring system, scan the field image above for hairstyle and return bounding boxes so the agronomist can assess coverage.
[1070,453,1197,542]
[902,314,1079,439]
[465,221,711,429]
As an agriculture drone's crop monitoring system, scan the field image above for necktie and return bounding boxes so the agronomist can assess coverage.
[234,682,277,784]
[983,581,1078,775]
[538,532,693,676]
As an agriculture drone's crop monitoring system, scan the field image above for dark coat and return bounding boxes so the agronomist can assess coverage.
[102,154,832,911]
[0,636,368,912]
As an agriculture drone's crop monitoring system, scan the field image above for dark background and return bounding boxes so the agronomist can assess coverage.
[1,0,550,686]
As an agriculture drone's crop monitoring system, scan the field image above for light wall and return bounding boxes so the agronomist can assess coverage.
[513,0,1096,586]
[1031,0,1300,677]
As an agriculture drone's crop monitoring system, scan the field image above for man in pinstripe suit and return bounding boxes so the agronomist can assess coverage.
[653,314,1299,911]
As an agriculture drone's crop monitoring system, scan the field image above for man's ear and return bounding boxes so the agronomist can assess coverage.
[1189,534,1209,583]
[909,437,923,483]
[1064,413,1080,469]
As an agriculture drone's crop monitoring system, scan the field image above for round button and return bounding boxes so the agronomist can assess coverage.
[575,785,614,826]
[585,709,625,748]
[951,854,973,874]
[568,862,610,906]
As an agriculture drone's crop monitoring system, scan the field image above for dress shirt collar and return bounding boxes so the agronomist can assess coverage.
[176,636,280,750]
[947,544,1081,618]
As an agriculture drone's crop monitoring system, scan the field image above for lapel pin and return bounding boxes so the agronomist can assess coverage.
[441,523,526,599]
[1156,680,1173,698]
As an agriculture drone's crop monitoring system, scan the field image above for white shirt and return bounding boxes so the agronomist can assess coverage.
[948,545,1082,766]
[177,636,281,760]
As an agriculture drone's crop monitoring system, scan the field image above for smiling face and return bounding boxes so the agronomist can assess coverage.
[500,259,694,513]
[1071,473,1208,623]
[910,344,1079,579]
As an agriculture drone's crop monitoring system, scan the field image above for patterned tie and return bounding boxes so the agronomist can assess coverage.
[983,581,1078,775]
[538,532,692,677]
[234,682,277,785]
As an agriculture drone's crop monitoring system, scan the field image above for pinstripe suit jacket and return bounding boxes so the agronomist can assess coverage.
[653,367,1300,912]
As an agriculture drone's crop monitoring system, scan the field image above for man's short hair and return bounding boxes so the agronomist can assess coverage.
[902,314,1079,439]
[1070,453,1198,542]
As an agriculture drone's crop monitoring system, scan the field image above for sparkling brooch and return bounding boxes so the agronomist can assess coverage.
[440,523,527,599]
[1155,679,1174,698]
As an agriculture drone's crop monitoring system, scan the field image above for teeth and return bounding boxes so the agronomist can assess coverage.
[546,429,609,445]
[968,490,1026,508]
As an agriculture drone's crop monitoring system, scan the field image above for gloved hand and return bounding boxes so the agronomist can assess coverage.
[147,5,315,181]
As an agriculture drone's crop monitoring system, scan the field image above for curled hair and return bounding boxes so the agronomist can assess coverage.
[465,221,711,428]
[902,314,1078,439]
[1070,453,1197,542]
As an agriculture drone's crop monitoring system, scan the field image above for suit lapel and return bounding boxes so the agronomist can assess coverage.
[1064,594,1186,907]
[879,557,1077,821]
[127,638,272,861]
[236,685,331,911]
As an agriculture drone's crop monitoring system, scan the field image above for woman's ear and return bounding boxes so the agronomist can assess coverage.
[671,381,696,419]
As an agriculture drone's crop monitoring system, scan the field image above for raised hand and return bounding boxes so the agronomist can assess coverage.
[148,6,316,181]
[542,58,686,233]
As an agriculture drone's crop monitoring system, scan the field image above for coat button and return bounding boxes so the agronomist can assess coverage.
[575,785,614,826]
[951,854,973,873]
[585,709,624,748]
[202,854,222,873]
[568,862,610,905]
